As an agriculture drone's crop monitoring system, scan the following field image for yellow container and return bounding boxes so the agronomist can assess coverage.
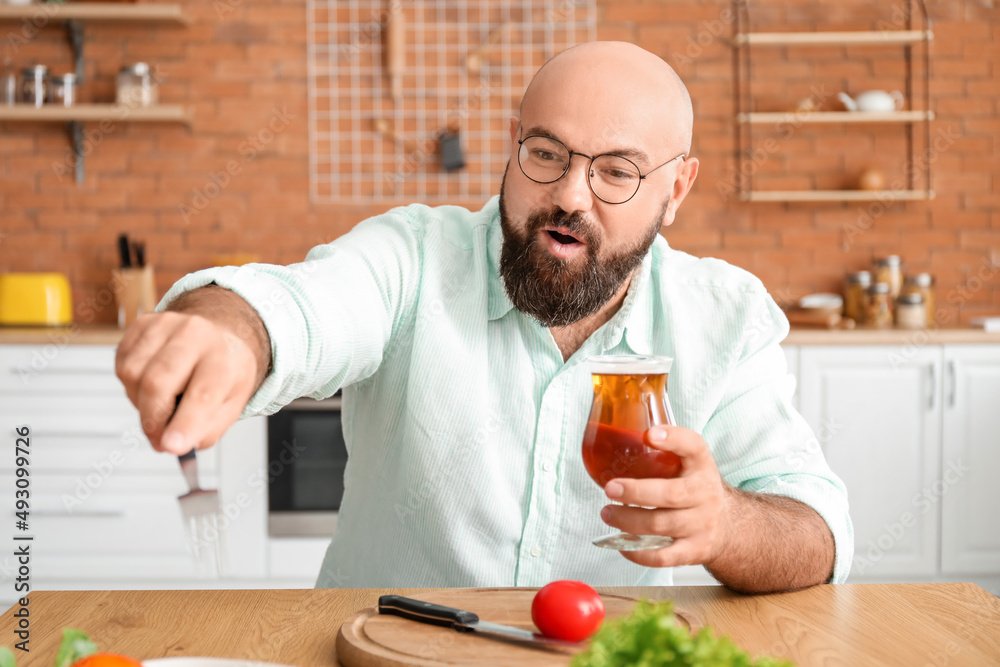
[0,272,73,326]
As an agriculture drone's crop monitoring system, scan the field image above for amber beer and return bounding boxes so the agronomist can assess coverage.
[582,357,680,487]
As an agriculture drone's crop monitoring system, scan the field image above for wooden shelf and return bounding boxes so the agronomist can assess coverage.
[733,30,932,46]
[742,190,935,203]
[0,104,192,125]
[0,3,190,25]
[732,1,934,204]
[739,110,935,124]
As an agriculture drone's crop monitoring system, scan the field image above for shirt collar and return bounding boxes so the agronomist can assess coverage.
[599,243,657,356]
[486,196,516,321]
[621,245,657,355]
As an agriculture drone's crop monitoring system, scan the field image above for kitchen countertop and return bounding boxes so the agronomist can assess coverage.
[0,325,126,345]
[1,584,998,666]
[3,325,1000,346]
[782,326,1000,344]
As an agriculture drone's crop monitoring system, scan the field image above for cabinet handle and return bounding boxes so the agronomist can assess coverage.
[11,429,129,439]
[7,366,111,377]
[16,509,126,518]
[927,365,935,410]
[947,360,957,408]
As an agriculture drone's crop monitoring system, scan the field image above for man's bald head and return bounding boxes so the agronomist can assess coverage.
[520,41,693,155]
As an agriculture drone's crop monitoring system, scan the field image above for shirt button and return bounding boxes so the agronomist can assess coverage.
[542,461,554,472]
[530,546,541,557]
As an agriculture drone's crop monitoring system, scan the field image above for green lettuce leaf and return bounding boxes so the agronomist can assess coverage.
[571,599,796,667]
[53,628,97,667]
[0,646,15,667]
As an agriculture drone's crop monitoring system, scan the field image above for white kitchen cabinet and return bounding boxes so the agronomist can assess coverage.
[940,345,1000,575]
[799,346,943,579]
[0,343,268,608]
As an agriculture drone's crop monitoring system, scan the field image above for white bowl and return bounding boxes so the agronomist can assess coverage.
[799,293,843,310]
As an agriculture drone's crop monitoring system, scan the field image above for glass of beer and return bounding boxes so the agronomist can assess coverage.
[583,355,680,551]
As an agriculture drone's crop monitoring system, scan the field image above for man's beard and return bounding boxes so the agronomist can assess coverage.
[498,169,667,328]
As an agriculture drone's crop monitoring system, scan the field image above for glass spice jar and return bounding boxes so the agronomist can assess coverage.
[844,271,871,324]
[116,62,158,107]
[902,273,936,328]
[47,73,76,107]
[874,255,903,299]
[21,65,47,108]
[866,282,893,328]
[896,292,926,330]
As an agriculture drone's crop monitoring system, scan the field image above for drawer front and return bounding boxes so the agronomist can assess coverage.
[0,345,123,394]
[0,399,219,474]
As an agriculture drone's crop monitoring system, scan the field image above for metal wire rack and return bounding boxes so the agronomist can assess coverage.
[307,0,596,203]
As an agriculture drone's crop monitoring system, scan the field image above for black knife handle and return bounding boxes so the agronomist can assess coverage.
[118,233,132,269]
[378,595,479,630]
[171,394,197,462]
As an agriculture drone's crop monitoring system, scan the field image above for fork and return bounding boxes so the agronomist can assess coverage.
[175,417,229,578]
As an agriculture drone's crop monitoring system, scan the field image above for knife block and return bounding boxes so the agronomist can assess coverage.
[112,265,157,328]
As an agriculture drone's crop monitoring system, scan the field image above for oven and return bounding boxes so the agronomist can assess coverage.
[266,393,347,537]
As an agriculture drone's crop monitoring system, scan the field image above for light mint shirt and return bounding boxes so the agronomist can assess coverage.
[160,196,853,587]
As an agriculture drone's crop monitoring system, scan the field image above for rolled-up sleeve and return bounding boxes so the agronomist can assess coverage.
[156,207,425,417]
[702,292,854,583]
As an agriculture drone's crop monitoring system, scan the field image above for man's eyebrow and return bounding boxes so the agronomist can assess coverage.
[522,126,651,165]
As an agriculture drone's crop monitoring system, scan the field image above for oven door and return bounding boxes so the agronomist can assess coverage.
[267,395,346,537]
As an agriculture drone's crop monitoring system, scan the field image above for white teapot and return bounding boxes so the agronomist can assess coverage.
[838,90,905,112]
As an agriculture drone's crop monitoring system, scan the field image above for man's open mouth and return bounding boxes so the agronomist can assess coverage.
[547,229,582,245]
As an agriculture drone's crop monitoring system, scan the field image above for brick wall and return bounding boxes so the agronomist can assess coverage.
[1,0,997,327]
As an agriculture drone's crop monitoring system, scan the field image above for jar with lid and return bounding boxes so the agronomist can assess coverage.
[21,65,47,108]
[866,282,893,328]
[896,292,926,330]
[116,63,158,108]
[902,273,935,327]
[2,62,17,106]
[47,73,76,107]
[874,255,903,299]
[844,271,871,324]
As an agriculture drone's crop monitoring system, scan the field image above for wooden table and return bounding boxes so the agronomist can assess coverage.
[2,585,998,666]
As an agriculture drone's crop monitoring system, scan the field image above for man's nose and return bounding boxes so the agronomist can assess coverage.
[549,155,595,214]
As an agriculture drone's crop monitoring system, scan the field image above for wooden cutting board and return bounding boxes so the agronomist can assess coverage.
[336,587,699,667]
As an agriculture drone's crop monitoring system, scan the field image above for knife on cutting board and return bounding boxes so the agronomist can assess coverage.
[378,595,584,651]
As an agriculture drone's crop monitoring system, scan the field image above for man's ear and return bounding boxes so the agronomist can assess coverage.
[509,117,520,143]
[661,157,699,228]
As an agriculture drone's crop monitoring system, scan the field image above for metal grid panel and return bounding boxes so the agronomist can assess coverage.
[307,0,596,203]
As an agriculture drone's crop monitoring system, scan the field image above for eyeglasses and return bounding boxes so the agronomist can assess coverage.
[517,132,685,205]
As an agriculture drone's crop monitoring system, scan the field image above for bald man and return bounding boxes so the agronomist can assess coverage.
[117,42,852,592]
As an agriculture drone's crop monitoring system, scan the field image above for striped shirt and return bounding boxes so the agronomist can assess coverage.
[159,196,853,587]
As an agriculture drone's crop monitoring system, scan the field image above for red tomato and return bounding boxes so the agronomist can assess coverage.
[531,580,605,642]
[70,654,143,667]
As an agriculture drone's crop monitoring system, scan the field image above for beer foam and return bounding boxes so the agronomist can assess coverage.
[587,355,673,375]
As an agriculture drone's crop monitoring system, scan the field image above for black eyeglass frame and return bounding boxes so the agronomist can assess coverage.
[516,131,686,204]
